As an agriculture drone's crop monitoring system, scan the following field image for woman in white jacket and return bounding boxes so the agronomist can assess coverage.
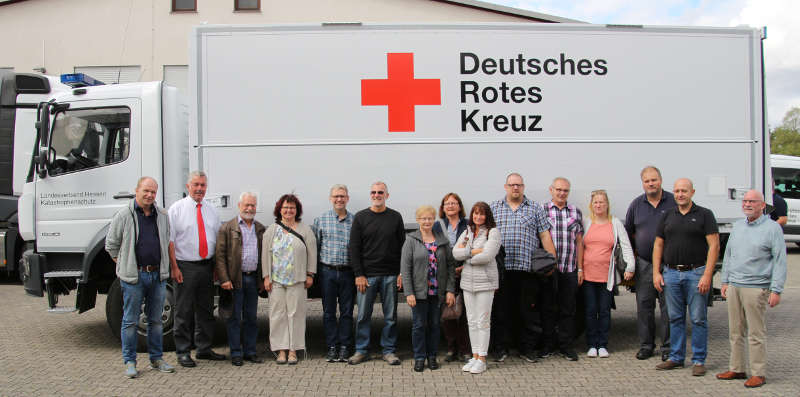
[452,201,501,374]
[581,190,634,358]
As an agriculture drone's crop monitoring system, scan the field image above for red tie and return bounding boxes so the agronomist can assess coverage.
[196,203,208,259]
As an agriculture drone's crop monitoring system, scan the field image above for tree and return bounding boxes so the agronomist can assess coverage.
[770,107,800,156]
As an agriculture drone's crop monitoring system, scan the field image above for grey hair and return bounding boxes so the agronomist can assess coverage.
[551,177,570,187]
[330,184,349,195]
[239,191,257,202]
[187,170,207,184]
[371,181,388,194]
[640,165,662,179]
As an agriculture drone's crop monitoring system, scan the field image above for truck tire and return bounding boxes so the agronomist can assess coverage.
[106,278,177,352]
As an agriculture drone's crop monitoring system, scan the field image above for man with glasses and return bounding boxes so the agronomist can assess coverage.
[348,181,406,366]
[490,172,557,363]
[716,190,786,388]
[312,184,356,363]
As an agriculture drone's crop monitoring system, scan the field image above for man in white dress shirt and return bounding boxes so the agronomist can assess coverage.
[169,170,224,367]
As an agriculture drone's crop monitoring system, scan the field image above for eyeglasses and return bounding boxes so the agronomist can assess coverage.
[370,191,385,195]
[331,195,348,199]
[505,184,524,189]
[444,202,459,207]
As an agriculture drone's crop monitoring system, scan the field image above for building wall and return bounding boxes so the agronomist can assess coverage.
[0,0,540,81]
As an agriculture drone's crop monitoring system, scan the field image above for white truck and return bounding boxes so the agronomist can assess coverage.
[12,23,769,348]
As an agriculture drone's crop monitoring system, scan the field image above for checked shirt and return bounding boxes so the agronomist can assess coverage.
[312,209,354,267]
[546,201,583,273]
[490,196,551,272]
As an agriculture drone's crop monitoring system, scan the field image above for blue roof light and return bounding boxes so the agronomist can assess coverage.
[60,73,105,87]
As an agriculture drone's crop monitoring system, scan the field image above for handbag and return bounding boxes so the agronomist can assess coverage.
[441,292,464,321]
[614,235,635,287]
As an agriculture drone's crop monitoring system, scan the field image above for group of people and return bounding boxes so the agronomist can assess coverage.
[104,166,786,388]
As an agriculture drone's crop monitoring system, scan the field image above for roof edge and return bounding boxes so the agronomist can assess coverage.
[432,0,585,23]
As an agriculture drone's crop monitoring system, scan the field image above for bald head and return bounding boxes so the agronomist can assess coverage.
[742,189,766,221]
[673,178,695,209]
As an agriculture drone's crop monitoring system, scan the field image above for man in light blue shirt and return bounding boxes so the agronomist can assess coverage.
[717,190,786,388]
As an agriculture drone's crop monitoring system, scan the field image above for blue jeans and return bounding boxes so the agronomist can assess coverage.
[355,275,398,355]
[121,271,166,364]
[583,281,612,349]
[226,273,259,358]
[320,265,355,349]
[411,295,441,360]
[663,266,708,365]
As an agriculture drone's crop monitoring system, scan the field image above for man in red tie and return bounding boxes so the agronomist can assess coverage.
[169,170,223,367]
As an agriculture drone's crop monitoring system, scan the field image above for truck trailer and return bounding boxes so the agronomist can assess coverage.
[9,23,769,349]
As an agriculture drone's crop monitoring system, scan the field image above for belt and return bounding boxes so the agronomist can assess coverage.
[178,258,213,265]
[138,265,159,272]
[322,263,351,271]
[243,270,258,276]
[666,263,703,271]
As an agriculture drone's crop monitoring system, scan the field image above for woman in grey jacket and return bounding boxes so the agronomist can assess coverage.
[401,205,456,373]
[452,201,501,374]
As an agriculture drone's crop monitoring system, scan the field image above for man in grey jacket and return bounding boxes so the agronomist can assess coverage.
[106,177,175,378]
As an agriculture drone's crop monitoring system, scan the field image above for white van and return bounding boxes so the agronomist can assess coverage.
[771,154,800,242]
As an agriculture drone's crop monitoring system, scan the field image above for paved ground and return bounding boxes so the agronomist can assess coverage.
[1,246,799,396]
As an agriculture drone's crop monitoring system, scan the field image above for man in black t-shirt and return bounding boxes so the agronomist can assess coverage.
[652,178,719,377]
[347,181,406,366]
[770,190,787,226]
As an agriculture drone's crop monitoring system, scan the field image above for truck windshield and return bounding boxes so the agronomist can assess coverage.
[48,107,131,176]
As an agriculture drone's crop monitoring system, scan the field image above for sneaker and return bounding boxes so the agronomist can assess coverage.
[382,352,401,366]
[560,349,579,361]
[519,352,538,363]
[325,346,338,363]
[587,348,598,358]
[493,350,508,362]
[469,359,487,374]
[348,352,369,365]
[337,347,350,363]
[598,348,609,358]
[462,358,477,372]
[124,361,138,379]
[538,348,554,359]
[149,359,175,373]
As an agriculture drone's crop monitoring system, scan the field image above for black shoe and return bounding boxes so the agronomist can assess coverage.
[196,351,226,361]
[413,359,425,372]
[560,349,578,361]
[231,356,243,366]
[444,351,457,362]
[337,347,349,363]
[661,349,670,362]
[520,352,538,363]
[538,348,554,359]
[177,354,196,367]
[428,357,440,370]
[636,348,654,360]
[325,346,338,363]
[493,350,509,362]
[244,355,264,364]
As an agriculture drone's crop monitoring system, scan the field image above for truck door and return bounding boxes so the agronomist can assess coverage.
[34,100,141,255]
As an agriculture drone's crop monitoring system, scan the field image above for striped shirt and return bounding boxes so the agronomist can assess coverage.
[490,197,551,272]
[238,216,258,272]
[546,201,584,273]
[312,209,354,267]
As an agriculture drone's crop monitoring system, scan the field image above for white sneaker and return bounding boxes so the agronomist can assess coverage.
[469,359,487,374]
[462,358,477,372]
[598,348,609,358]
[587,348,598,358]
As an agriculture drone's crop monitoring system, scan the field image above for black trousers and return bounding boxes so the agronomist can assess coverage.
[490,270,542,355]
[540,270,578,350]
[174,259,216,355]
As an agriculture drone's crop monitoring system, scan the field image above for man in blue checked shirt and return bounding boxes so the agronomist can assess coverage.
[312,184,356,363]
[489,172,557,364]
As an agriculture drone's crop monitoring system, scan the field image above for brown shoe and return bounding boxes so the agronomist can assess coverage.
[655,360,684,370]
[744,376,766,388]
[716,371,747,380]
[691,364,707,376]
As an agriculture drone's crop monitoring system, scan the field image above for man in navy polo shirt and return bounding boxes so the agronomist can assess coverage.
[652,178,719,377]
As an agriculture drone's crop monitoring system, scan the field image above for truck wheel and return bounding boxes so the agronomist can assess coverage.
[106,278,177,352]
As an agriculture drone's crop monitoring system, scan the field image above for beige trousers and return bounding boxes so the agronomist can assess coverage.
[727,285,769,376]
[269,282,307,351]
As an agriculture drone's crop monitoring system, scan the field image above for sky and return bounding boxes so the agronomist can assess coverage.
[489,0,799,129]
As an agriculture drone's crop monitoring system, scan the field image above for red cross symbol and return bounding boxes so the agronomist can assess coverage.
[361,53,441,132]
